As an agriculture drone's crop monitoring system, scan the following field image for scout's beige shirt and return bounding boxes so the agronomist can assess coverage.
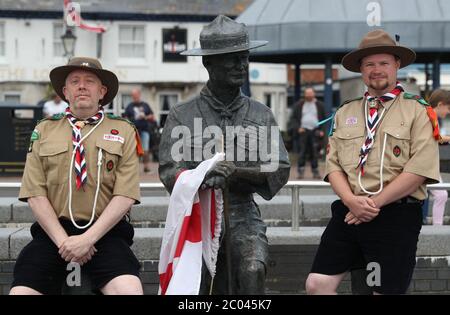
[325,92,440,200]
[19,115,141,221]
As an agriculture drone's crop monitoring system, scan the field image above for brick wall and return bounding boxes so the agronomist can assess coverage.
[2,245,450,295]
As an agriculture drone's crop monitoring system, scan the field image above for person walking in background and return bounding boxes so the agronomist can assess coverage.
[288,87,326,179]
[43,92,68,118]
[124,88,155,173]
[427,89,450,225]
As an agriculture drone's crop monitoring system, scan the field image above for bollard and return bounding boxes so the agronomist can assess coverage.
[291,186,300,231]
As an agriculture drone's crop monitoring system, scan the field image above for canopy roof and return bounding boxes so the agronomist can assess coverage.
[237,0,450,64]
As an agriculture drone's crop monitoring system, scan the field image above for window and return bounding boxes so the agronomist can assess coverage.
[119,25,145,58]
[121,93,132,113]
[159,94,179,127]
[278,92,287,130]
[4,93,21,104]
[0,22,4,56]
[264,93,272,108]
[162,28,187,62]
[53,23,65,57]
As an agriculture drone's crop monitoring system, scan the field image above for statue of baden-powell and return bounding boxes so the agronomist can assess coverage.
[159,15,290,294]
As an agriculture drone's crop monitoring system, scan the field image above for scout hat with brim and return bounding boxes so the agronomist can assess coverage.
[181,15,267,56]
[342,29,416,73]
[49,57,118,105]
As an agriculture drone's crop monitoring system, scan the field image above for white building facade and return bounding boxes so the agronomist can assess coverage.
[0,11,288,129]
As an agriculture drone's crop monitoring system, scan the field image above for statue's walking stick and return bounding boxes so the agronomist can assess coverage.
[219,135,233,295]
[222,184,233,295]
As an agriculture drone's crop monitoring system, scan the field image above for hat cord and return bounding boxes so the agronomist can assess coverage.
[67,114,105,229]
[358,98,388,195]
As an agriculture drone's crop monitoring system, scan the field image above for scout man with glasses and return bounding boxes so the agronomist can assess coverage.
[10,57,144,295]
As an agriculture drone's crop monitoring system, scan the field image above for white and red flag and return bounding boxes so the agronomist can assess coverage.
[64,0,106,33]
[158,153,225,295]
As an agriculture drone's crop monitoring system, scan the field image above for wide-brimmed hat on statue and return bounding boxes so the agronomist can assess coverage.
[180,15,267,56]
[49,57,118,105]
[341,29,416,73]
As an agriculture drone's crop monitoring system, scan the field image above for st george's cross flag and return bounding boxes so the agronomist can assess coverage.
[64,0,106,33]
[158,153,224,295]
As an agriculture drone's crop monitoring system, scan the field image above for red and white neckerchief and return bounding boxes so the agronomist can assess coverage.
[357,82,404,176]
[158,153,224,295]
[65,107,104,190]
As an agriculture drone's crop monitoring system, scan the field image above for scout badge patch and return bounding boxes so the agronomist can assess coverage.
[106,160,114,172]
[345,117,357,125]
[393,145,401,157]
[103,134,125,144]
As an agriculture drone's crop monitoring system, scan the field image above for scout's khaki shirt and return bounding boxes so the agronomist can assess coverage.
[325,92,440,200]
[19,114,141,221]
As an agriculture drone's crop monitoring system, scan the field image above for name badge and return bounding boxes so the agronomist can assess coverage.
[346,117,358,125]
[103,134,124,144]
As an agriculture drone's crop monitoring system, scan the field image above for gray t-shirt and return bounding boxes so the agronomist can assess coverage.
[300,101,318,130]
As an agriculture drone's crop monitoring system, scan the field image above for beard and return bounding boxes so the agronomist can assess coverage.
[368,79,390,92]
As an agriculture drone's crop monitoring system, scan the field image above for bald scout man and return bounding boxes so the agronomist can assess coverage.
[306,30,440,295]
[10,57,144,295]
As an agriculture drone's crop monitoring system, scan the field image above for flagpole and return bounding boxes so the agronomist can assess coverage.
[221,135,233,295]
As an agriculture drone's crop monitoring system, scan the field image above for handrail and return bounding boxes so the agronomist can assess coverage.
[2,181,450,231]
[3,181,450,189]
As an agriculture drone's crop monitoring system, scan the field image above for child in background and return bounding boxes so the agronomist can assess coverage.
[427,89,450,225]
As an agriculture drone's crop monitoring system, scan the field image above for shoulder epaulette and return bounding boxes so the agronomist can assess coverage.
[51,113,65,120]
[404,93,440,140]
[403,92,429,106]
[106,114,144,156]
[36,113,64,125]
[339,96,364,109]
[322,97,363,136]
[106,113,135,126]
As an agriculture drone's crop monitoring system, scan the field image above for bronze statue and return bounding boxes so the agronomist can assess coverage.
[159,15,290,294]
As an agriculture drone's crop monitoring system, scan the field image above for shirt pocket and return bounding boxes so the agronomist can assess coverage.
[383,126,410,168]
[39,142,70,185]
[334,128,365,167]
[238,120,262,164]
[185,133,206,161]
[96,140,123,186]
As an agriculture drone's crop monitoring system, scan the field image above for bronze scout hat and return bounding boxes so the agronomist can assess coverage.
[342,29,416,73]
[181,15,267,56]
[49,57,119,106]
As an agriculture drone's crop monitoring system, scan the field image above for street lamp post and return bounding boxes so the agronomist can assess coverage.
[61,28,77,61]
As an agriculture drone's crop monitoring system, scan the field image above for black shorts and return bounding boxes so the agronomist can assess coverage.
[11,219,141,295]
[310,199,422,294]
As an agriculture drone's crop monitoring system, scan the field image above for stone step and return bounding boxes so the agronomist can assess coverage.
[1,226,450,261]
[2,195,450,227]
[0,194,338,225]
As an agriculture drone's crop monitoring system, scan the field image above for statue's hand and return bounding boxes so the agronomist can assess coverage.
[201,161,236,190]
[201,176,226,190]
[206,161,236,179]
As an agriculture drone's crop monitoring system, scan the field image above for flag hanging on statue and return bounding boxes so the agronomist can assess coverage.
[158,153,224,295]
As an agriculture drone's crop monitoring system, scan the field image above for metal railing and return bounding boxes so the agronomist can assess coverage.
[2,181,450,231]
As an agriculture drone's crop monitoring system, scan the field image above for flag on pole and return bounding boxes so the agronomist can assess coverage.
[158,153,224,295]
[64,0,106,33]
